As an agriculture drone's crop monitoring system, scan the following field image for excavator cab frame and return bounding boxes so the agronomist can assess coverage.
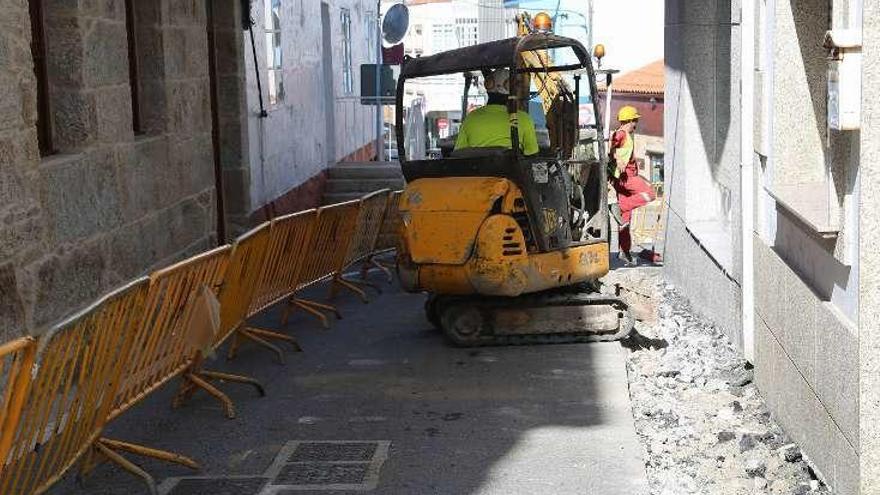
[393,33,634,346]
[395,33,609,254]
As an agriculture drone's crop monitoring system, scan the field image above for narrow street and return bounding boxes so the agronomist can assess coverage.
[51,270,648,495]
[0,0,873,493]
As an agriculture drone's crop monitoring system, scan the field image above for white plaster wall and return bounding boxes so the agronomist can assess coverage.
[244,0,375,211]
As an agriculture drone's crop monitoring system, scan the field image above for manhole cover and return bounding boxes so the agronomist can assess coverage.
[288,442,377,462]
[275,463,368,485]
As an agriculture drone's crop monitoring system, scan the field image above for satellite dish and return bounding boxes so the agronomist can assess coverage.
[381,3,409,47]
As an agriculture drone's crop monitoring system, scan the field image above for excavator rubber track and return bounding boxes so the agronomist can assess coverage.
[427,288,634,347]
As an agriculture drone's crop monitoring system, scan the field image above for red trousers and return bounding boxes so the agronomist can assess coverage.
[612,164,656,255]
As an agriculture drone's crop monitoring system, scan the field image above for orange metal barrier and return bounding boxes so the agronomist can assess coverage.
[375,190,403,253]
[163,227,276,409]
[109,247,234,420]
[0,280,148,495]
[221,222,302,362]
[281,200,360,328]
[0,337,36,469]
[369,190,403,279]
[631,185,666,247]
[85,246,266,490]
[248,209,317,315]
[331,189,392,301]
[0,190,409,494]
[225,210,318,358]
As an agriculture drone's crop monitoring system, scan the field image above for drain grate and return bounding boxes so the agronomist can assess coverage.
[288,442,378,462]
[275,463,369,485]
[261,440,391,492]
[159,476,269,495]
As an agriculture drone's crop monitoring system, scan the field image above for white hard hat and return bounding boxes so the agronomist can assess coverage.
[485,68,510,95]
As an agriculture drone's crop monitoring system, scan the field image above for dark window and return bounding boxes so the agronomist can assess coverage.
[28,0,53,155]
[124,0,142,134]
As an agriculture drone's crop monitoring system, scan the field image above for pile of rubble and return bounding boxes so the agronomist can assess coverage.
[617,271,831,495]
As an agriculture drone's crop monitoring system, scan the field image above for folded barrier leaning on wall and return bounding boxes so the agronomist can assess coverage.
[0,337,36,472]
[227,209,318,359]
[0,279,149,495]
[280,200,361,327]
[331,189,392,301]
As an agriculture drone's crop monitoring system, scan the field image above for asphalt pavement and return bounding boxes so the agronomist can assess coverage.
[52,272,648,495]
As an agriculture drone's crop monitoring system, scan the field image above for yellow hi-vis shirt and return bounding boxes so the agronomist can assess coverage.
[454,104,539,156]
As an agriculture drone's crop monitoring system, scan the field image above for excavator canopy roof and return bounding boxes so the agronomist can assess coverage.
[399,33,591,79]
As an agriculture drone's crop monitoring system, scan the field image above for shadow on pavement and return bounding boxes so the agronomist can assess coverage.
[50,270,645,495]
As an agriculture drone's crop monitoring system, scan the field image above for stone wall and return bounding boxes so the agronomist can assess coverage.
[0,0,217,340]
[209,0,251,235]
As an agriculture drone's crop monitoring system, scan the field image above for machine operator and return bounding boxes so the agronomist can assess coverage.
[453,69,539,156]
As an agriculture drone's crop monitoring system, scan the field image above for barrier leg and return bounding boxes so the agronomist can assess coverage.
[227,326,300,364]
[181,372,237,419]
[245,327,302,353]
[282,298,341,328]
[331,276,370,303]
[98,438,199,469]
[333,275,381,301]
[94,442,158,495]
[369,257,394,284]
[199,370,266,397]
[93,437,199,495]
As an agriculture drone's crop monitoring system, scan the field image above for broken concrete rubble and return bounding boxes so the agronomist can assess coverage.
[614,268,832,495]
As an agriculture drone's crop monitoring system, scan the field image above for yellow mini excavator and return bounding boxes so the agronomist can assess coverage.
[393,16,633,346]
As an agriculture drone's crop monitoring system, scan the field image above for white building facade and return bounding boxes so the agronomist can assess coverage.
[239,0,377,223]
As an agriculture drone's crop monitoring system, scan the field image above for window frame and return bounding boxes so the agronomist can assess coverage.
[264,0,284,106]
[341,8,353,95]
[364,9,376,62]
